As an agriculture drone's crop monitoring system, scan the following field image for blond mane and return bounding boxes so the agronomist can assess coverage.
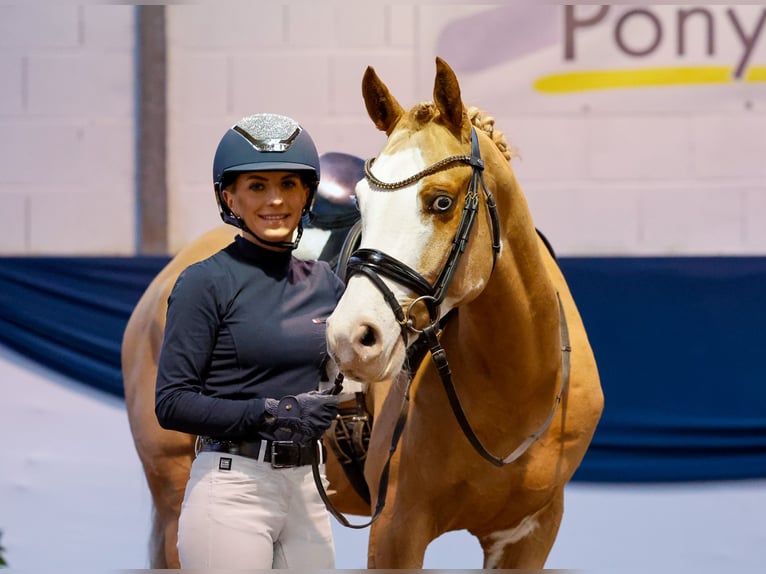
[466,106,515,161]
[414,101,514,161]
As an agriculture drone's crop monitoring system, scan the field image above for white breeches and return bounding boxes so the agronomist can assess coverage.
[177,451,335,569]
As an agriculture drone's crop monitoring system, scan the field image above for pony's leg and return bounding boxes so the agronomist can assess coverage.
[138,443,194,568]
[364,377,435,568]
[368,506,436,568]
[364,451,435,568]
[477,487,564,569]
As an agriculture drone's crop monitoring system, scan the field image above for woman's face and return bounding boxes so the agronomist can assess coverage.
[223,171,310,249]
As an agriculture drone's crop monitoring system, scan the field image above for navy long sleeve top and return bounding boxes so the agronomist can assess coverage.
[155,235,345,440]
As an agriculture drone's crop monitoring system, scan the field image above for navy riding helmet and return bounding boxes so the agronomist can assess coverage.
[212,113,321,248]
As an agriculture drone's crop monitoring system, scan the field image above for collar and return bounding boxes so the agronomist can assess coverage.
[233,234,292,271]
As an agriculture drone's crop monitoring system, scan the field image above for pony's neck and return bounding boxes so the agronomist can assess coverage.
[453,181,562,413]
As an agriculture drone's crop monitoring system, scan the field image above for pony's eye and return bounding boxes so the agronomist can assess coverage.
[431,195,453,213]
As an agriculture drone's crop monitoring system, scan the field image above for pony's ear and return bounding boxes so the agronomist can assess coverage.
[433,57,467,140]
[362,66,404,136]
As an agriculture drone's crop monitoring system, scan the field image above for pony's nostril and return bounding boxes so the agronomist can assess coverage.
[359,324,377,347]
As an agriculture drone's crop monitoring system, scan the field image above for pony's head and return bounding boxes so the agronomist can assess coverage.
[326,57,518,383]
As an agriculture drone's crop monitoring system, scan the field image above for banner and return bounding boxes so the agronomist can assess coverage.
[433,4,766,112]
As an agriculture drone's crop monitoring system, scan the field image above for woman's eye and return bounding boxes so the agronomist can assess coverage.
[430,195,453,213]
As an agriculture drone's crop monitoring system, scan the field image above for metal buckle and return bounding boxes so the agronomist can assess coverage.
[270,441,298,469]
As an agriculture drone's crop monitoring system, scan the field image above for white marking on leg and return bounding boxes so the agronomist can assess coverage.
[484,514,539,568]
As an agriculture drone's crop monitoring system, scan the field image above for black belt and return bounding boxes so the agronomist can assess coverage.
[198,437,324,469]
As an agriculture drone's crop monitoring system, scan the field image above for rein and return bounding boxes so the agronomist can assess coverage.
[420,292,571,466]
[314,368,412,530]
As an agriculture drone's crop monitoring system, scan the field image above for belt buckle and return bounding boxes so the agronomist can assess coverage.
[270,441,298,469]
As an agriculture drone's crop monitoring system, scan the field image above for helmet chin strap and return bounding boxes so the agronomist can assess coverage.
[234,216,304,251]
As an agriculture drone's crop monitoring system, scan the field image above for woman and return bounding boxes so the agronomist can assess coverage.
[155,113,344,569]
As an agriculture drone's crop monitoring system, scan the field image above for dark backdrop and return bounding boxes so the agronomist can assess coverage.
[1,255,764,483]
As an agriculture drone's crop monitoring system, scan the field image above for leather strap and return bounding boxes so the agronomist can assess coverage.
[425,291,571,466]
[313,374,413,529]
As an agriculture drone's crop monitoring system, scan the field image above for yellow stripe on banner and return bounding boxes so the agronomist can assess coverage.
[533,66,766,94]
[745,66,766,82]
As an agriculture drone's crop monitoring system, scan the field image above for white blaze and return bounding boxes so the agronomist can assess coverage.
[326,145,438,381]
[357,146,431,270]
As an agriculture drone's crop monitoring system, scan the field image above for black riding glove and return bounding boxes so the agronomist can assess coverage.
[262,390,339,445]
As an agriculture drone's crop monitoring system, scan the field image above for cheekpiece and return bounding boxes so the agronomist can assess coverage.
[234,113,301,152]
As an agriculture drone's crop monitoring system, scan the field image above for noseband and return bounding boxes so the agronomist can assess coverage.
[347,128,501,342]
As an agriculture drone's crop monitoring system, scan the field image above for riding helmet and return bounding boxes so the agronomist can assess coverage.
[213,113,321,229]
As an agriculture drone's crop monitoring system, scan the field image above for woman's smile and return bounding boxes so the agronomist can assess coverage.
[223,171,310,249]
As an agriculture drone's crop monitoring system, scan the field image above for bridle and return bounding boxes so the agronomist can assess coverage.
[318,126,571,528]
[348,127,501,342]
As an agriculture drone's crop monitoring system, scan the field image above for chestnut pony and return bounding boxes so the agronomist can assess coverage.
[325,58,604,568]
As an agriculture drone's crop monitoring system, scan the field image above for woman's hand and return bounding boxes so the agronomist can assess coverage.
[262,391,339,444]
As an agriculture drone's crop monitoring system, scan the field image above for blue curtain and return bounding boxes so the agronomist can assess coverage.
[560,257,766,482]
[1,255,764,483]
[0,256,167,397]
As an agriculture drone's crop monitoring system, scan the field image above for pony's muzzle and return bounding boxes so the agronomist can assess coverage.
[326,314,400,383]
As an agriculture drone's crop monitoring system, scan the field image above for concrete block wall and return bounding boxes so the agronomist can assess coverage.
[0,5,135,255]
[1,3,764,256]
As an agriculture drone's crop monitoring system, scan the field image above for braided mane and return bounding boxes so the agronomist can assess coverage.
[413,101,515,162]
[466,106,515,161]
